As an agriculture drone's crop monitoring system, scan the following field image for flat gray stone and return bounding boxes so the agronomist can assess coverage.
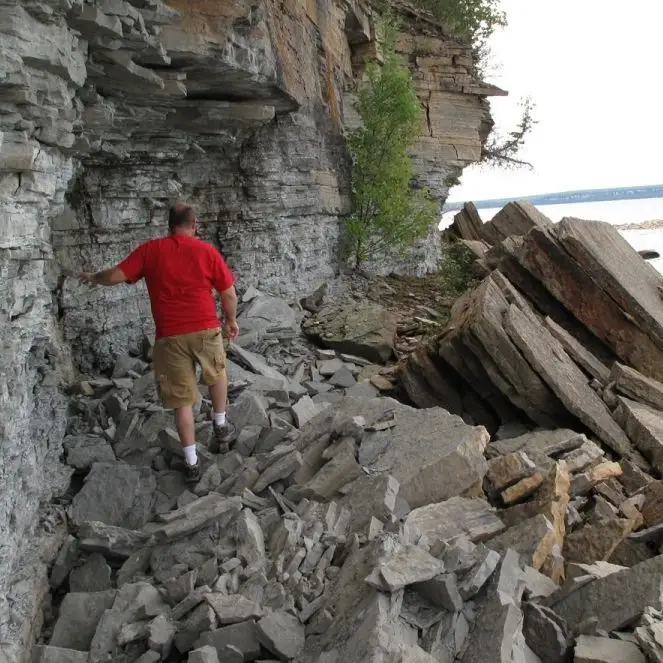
[69,553,112,593]
[253,451,303,493]
[318,358,344,377]
[488,428,585,459]
[523,603,570,663]
[550,554,663,633]
[195,621,262,660]
[256,611,305,661]
[69,462,156,529]
[33,646,88,663]
[344,382,379,400]
[228,391,270,430]
[300,448,362,500]
[50,590,117,651]
[50,536,80,589]
[77,521,153,558]
[574,635,646,663]
[291,395,322,428]
[342,473,400,533]
[328,366,356,388]
[405,497,504,554]
[236,508,266,572]
[504,304,633,458]
[365,544,445,592]
[188,645,221,663]
[237,295,298,333]
[414,574,463,612]
[64,434,116,470]
[459,547,501,600]
[460,549,526,663]
[205,593,264,625]
[357,398,489,508]
[150,493,242,543]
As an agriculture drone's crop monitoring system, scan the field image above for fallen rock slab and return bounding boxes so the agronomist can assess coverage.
[69,462,156,529]
[460,549,526,663]
[365,543,445,592]
[504,304,633,458]
[405,497,504,553]
[50,591,117,651]
[77,521,153,558]
[614,397,663,476]
[523,602,570,663]
[194,621,262,660]
[304,302,398,364]
[357,397,489,508]
[611,362,663,411]
[33,646,89,663]
[563,517,636,564]
[255,611,305,661]
[574,635,646,663]
[549,554,663,633]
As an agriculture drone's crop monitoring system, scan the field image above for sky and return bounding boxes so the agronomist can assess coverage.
[447,0,663,203]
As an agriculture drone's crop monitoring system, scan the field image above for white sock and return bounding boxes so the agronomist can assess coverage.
[214,411,226,426]
[184,445,198,467]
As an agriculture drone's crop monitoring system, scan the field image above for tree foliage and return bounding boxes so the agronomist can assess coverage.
[345,19,437,268]
[414,0,506,43]
[481,96,537,169]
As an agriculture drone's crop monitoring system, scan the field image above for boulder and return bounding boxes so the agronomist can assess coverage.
[50,591,117,651]
[69,462,156,529]
[549,554,663,633]
[574,635,646,663]
[304,302,398,364]
[357,397,489,508]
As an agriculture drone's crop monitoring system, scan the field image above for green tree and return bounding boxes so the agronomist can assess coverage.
[345,19,437,268]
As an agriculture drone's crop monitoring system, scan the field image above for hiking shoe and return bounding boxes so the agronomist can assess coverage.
[184,462,201,484]
[210,421,237,454]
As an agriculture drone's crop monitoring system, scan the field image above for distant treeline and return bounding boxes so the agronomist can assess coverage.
[444,184,663,211]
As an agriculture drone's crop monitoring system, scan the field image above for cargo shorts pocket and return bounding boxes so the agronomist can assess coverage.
[200,330,226,383]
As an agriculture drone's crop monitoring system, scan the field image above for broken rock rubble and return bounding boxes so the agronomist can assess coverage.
[37,275,663,663]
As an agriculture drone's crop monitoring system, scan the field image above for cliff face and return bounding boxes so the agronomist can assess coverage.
[0,0,501,654]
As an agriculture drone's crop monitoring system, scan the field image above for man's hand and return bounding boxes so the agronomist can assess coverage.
[79,272,97,285]
[79,267,128,287]
[224,319,240,341]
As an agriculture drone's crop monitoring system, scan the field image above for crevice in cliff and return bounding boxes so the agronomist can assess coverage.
[425,92,433,137]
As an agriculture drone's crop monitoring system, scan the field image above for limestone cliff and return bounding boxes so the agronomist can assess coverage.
[0,0,502,654]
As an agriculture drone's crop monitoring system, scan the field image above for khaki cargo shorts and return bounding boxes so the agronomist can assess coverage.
[152,327,226,409]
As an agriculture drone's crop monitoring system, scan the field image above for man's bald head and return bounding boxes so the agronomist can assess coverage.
[168,203,196,234]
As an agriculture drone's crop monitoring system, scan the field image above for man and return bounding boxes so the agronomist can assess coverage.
[80,203,239,482]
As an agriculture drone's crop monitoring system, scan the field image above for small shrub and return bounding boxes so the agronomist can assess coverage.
[437,241,481,295]
[344,17,438,268]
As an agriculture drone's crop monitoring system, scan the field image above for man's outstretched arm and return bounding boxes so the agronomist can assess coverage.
[80,267,128,286]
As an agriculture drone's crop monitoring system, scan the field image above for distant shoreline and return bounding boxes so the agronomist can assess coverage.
[444,184,663,212]
[616,219,663,230]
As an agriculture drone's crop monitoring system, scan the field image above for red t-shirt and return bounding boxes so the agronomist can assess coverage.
[117,234,235,339]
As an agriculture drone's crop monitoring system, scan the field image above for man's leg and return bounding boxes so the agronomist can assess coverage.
[209,373,228,422]
[153,335,200,481]
[174,405,196,460]
[196,329,237,453]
